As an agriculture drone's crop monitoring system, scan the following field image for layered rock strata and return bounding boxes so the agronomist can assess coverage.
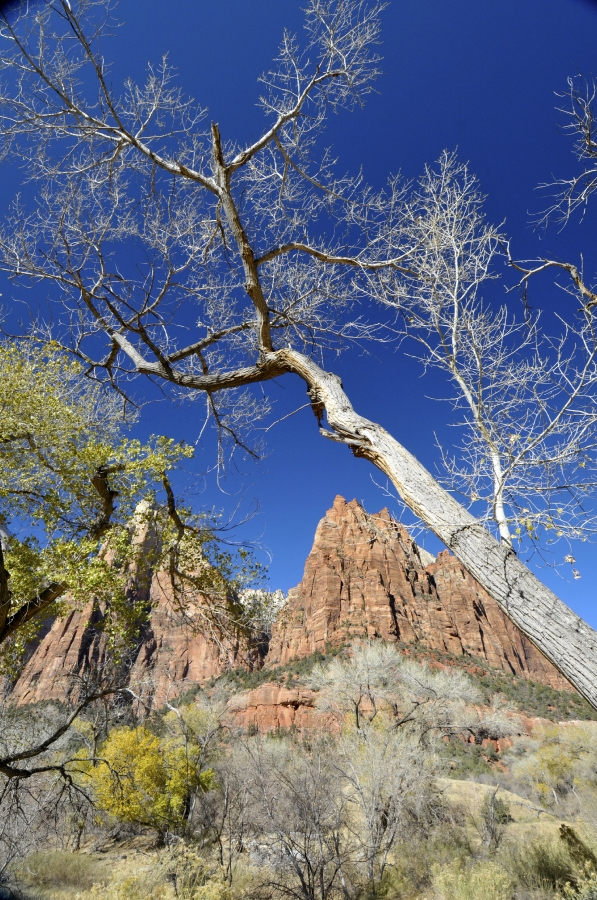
[225,684,321,733]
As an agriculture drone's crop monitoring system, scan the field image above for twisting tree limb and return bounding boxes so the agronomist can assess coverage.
[1,0,597,707]
[271,348,597,707]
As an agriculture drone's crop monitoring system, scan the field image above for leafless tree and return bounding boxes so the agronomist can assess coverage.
[380,153,597,564]
[0,0,596,706]
[307,645,511,896]
[238,736,356,900]
[227,647,485,899]
[0,692,117,871]
[193,745,254,886]
[536,76,597,228]
[308,643,512,740]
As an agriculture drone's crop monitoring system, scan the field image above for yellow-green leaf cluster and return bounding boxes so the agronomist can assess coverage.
[0,340,265,676]
[86,724,214,833]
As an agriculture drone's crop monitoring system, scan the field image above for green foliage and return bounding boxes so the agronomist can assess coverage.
[443,739,495,779]
[475,670,597,721]
[560,824,597,870]
[0,341,190,539]
[0,341,265,675]
[208,648,340,694]
[482,791,511,824]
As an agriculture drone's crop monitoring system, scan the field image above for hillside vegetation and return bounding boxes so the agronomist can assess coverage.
[3,643,597,900]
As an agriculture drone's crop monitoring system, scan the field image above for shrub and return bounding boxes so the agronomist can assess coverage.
[560,824,597,870]
[559,868,597,900]
[506,838,577,891]
[13,851,110,892]
[76,846,231,900]
[432,859,512,900]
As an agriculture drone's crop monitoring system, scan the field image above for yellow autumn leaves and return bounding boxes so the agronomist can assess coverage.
[80,706,216,834]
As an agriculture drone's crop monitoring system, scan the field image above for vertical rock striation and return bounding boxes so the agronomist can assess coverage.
[6,495,573,706]
[267,496,572,691]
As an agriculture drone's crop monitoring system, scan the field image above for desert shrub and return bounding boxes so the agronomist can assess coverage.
[443,739,494,778]
[559,824,597,869]
[378,827,472,899]
[559,867,597,900]
[506,838,577,891]
[13,850,110,891]
[76,846,231,900]
[432,858,512,900]
[507,723,597,815]
[475,789,511,852]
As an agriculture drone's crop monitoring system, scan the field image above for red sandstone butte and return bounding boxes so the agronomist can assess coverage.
[267,496,572,691]
[7,495,573,707]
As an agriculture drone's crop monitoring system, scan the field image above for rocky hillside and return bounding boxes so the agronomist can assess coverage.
[6,495,573,707]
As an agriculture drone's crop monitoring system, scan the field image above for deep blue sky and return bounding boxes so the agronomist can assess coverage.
[3,0,597,623]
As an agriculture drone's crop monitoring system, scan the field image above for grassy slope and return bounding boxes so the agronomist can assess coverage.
[200,641,597,723]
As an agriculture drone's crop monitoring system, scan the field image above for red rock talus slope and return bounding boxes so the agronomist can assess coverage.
[267,496,571,691]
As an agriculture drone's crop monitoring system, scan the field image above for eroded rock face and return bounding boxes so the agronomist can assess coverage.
[7,600,111,705]
[224,684,322,733]
[267,496,572,691]
[8,573,254,707]
[125,572,259,710]
[7,495,573,707]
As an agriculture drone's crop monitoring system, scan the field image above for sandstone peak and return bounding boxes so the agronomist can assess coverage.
[6,496,573,707]
[267,498,572,691]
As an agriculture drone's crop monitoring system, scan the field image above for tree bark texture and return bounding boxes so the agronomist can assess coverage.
[272,348,597,708]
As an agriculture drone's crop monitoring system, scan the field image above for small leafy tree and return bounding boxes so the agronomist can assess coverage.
[0,340,263,786]
[0,339,265,672]
[87,723,215,837]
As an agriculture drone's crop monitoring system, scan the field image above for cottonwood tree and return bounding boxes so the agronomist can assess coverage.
[0,340,259,668]
[234,647,490,900]
[0,340,263,785]
[0,340,183,666]
[381,153,597,562]
[0,0,597,704]
[309,644,509,896]
[239,736,355,900]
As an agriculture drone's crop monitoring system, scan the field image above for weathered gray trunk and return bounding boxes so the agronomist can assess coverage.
[273,348,597,708]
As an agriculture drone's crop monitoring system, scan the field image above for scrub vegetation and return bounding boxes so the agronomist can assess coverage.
[3,644,597,900]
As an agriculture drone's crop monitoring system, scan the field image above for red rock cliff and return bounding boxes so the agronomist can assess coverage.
[7,495,573,705]
[8,572,254,707]
[267,496,572,691]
